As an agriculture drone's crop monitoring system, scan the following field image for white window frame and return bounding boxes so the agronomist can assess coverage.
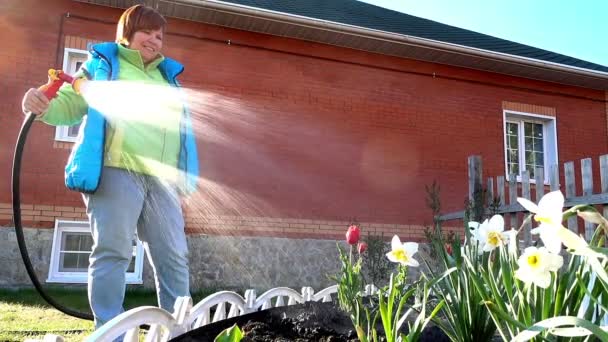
[54,48,88,142]
[47,220,145,284]
[502,110,558,184]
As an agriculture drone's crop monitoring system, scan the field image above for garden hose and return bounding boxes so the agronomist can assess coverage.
[14,71,152,329]
[12,111,94,321]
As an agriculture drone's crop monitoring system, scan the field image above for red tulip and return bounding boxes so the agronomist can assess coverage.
[358,242,368,254]
[345,225,360,245]
[445,243,453,256]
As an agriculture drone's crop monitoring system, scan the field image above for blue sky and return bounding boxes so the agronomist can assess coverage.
[361,0,608,68]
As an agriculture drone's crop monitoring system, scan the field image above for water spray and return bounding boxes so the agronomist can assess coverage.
[12,69,93,320]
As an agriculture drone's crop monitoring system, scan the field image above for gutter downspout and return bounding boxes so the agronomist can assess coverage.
[170,0,608,82]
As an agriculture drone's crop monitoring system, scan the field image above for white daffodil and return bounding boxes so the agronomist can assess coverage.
[466,221,480,244]
[477,215,509,252]
[504,228,520,256]
[517,190,565,254]
[515,246,563,288]
[465,221,484,254]
[386,235,419,267]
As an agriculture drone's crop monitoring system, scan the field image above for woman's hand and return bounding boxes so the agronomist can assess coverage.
[22,88,49,115]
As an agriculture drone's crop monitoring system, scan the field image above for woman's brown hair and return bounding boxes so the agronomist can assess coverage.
[115,5,167,45]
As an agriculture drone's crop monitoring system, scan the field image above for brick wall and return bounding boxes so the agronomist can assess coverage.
[0,203,87,228]
[1,0,607,241]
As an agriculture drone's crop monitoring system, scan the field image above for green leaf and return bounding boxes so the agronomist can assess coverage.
[355,325,368,342]
[589,246,608,255]
[214,324,243,342]
[541,274,554,320]
[513,316,608,341]
[378,291,392,342]
[484,301,528,330]
[575,273,608,317]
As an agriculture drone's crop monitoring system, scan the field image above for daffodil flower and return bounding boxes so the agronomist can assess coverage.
[517,190,565,254]
[466,221,479,244]
[465,221,485,254]
[519,193,608,287]
[515,246,563,288]
[386,235,419,267]
[504,227,520,256]
[477,215,508,252]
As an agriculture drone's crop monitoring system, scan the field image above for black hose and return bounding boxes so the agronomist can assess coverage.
[12,112,94,321]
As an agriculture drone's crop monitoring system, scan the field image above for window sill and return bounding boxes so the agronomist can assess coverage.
[505,175,553,186]
[47,275,143,285]
[54,137,77,143]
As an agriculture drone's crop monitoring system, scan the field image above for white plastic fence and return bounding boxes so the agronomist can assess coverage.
[28,284,357,342]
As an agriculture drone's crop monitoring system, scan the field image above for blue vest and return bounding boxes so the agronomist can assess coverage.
[64,42,199,194]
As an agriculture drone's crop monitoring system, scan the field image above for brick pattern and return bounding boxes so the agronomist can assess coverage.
[64,35,100,51]
[0,201,449,241]
[53,141,73,149]
[1,0,607,238]
[0,202,87,228]
[182,212,441,241]
[502,101,556,117]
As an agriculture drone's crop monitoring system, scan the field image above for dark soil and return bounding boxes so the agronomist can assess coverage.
[171,301,449,342]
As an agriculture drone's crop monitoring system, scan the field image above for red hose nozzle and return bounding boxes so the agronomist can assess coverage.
[56,70,75,84]
[39,69,79,99]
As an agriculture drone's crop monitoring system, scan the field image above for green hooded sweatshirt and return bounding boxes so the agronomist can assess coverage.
[41,44,182,182]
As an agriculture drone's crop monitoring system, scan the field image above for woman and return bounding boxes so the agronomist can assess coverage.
[21,5,199,328]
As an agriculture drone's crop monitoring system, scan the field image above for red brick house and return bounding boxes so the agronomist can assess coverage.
[1,0,607,290]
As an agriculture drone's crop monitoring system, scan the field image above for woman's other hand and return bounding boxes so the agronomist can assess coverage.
[22,88,49,115]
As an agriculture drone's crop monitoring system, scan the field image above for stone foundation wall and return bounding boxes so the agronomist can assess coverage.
[0,228,349,291]
[1,227,432,293]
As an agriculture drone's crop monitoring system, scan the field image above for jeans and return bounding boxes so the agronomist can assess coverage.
[83,167,190,328]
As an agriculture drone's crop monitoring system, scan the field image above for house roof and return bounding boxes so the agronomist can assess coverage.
[218,0,608,73]
[75,0,608,90]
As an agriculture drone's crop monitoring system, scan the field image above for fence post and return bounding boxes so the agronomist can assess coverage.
[522,171,531,245]
[509,173,519,230]
[244,289,257,314]
[581,158,594,240]
[550,164,560,192]
[467,156,484,222]
[468,156,482,202]
[487,177,494,208]
[601,155,608,220]
[564,162,578,233]
[497,176,505,208]
[535,167,545,201]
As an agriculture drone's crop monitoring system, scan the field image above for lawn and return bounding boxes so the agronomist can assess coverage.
[0,286,217,342]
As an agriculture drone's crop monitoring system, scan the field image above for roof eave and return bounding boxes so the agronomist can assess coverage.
[75,0,608,90]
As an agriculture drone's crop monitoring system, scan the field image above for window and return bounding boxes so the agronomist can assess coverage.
[54,48,88,142]
[503,111,558,182]
[47,220,145,284]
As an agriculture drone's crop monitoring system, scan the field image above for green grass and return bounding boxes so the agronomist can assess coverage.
[0,286,218,342]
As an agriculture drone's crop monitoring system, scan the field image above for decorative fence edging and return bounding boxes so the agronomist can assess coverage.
[29,284,383,342]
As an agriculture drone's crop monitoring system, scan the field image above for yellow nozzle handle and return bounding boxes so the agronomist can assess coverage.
[47,69,61,81]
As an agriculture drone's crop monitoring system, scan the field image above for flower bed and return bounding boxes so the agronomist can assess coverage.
[173,300,449,342]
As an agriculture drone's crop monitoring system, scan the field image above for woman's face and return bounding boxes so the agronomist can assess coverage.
[129,28,163,64]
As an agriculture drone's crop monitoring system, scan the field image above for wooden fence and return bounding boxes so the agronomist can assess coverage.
[439,155,608,245]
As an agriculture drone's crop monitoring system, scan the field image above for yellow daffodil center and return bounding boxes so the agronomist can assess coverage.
[527,254,540,268]
[487,232,504,247]
[535,215,558,226]
[392,249,409,263]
